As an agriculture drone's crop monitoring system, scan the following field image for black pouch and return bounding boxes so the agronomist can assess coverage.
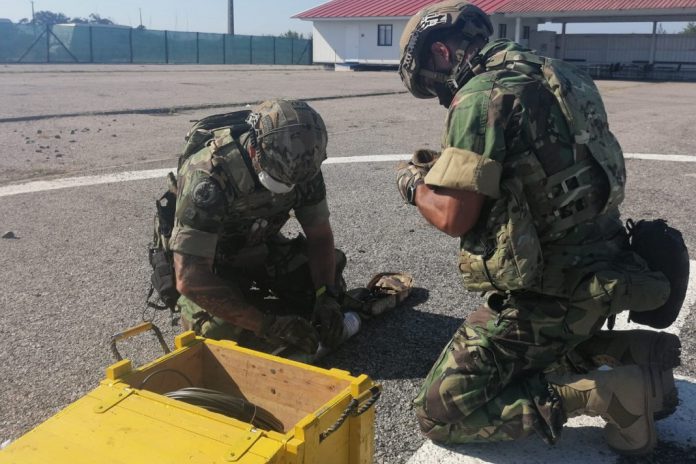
[146,181,180,319]
[149,247,179,309]
[627,219,690,328]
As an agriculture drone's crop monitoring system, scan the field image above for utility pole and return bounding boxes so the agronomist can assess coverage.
[228,0,234,35]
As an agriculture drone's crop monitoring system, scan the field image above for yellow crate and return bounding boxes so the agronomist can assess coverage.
[1,329,379,464]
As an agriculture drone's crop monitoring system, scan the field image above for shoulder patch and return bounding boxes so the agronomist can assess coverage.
[192,178,228,208]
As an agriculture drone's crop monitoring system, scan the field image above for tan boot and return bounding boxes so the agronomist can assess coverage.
[575,330,680,419]
[549,365,657,456]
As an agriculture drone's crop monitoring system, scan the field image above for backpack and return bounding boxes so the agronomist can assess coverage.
[145,110,252,322]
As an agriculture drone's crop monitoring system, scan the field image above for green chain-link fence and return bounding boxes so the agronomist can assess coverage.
[0,23,312,65]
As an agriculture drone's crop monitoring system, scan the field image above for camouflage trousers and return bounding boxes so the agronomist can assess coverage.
[414,291,612,445]
[178,235,346,353]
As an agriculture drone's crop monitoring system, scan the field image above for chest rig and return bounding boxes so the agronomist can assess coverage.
[459,50,627,292]
[202,127,298,255]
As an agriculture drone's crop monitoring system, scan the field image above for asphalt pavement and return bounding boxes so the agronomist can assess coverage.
[1,65,696,463]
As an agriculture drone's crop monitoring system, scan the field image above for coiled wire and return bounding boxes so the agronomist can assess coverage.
[164,387,284,432]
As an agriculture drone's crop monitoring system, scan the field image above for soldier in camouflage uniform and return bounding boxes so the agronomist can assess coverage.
[171,99,346,356]
[396,1,680,456]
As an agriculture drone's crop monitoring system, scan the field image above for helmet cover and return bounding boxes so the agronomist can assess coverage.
[248,99,328,185]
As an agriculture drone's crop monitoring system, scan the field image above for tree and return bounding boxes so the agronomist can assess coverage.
[682,22,696,35]
[280,30,304,40]
[33,10,70,27]
[16,10,117,27]
[87,13,114,25]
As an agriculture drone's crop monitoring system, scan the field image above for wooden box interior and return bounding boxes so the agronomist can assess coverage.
[122,342,351,432]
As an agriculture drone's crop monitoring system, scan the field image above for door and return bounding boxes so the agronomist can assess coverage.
[345,23,360,63]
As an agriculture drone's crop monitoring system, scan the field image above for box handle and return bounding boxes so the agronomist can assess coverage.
[110,322,171,361]
[319,385,381,442]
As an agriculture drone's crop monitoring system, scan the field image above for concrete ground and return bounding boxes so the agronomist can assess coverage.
[1,65,695,463]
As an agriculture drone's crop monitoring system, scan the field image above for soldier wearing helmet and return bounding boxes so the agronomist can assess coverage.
[396,0,678,455]
[170,99,346,358]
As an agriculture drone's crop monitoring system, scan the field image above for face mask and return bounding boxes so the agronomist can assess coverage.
[257,170,295,194]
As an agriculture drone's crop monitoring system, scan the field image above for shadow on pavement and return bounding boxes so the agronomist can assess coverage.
[321,287,466,381]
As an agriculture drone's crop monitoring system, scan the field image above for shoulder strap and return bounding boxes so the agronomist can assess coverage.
[180,110,252,169]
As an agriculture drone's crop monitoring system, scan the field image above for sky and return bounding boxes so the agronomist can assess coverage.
[0,0,326,35]
[0,0,690,35]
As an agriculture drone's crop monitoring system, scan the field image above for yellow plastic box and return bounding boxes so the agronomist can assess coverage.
[1,328,379,464]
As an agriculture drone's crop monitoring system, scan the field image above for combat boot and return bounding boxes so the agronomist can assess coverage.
[549,365,656,456]
[575,330,680,419]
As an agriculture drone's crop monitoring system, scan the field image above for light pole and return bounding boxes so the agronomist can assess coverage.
[228,0,234,35]
[30,0,35,23]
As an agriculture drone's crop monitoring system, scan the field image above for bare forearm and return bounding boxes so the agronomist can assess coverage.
[415,184,484,237]
[303,220,337,289]
[174,253,264,334]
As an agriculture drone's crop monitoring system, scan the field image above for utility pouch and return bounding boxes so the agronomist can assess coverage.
[148,247,179,308]
[627,219,690,328]
[459,178,543,292]
[146,174,181,321]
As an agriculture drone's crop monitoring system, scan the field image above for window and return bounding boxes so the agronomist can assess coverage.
[378,24,393,46]
[498,23,507,39]
[523,26,530,40]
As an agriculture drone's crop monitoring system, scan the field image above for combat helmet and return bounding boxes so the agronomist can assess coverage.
[246,99,327,192]
[399,0,493,101]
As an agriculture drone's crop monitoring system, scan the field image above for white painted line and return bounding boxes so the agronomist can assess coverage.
[0,155,413,198]
[624,153,696,162]
[408,375,696,464]
[324,154,411,164]
[0,168,174,198]
[1,152,693,198]
[409,260,696,463]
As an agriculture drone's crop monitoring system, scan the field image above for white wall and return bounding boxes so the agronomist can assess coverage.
[561,34,696,64]
[311,16,537,65]
[312,19,408,64]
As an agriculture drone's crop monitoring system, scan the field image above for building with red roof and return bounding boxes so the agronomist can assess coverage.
[293,0,696,68]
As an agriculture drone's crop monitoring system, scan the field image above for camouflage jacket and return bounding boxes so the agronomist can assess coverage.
[169,129,329,264]
[424,40,669,307]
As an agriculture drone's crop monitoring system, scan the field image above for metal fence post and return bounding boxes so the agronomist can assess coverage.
[291,38,294,64]
[273,36,276,64]
[196,31,200,64]
[46,25,50,63]
[165,30,169,63]
[89,26,94,63]
[249,36,253,64]
[222,34,226,64]
[129,28,133,63]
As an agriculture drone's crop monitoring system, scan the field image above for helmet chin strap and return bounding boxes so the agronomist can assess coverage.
[447,37,487,94]
[419,37,487,107]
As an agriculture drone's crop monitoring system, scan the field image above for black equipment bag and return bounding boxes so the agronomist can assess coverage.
[627,219,690,329]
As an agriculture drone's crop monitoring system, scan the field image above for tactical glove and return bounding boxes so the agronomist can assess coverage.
[396,164,426,206]
[312,286,344,349]
[259,314,319,354]
[411,149,440,170]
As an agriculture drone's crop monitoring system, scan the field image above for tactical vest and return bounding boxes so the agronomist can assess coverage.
[458,50,627,293]
[179,127,300,259]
